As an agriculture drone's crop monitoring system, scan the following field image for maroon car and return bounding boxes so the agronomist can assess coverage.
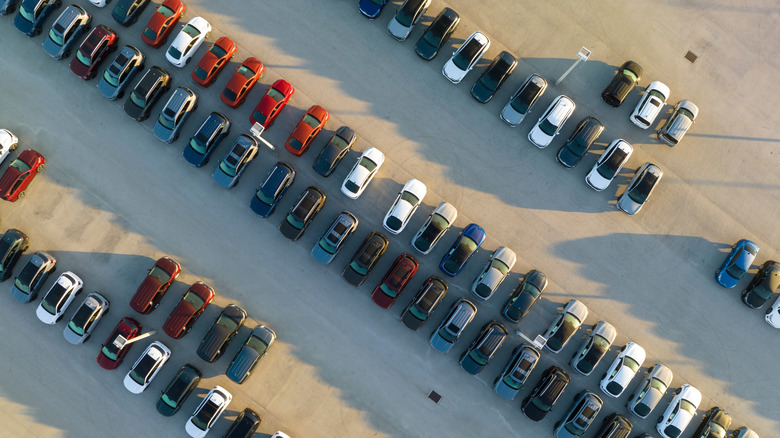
[162,281,215,338]
[129,256,181,314]
[70,24,118,80]
[0,149,45,202]
[371,253,419,309]
[249,79,295,128]
[97,317,141,370]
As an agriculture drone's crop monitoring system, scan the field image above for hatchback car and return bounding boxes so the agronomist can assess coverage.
[657,100,698,146]
[249,79,295,128]
[197,304,247,363]
[36,271,83,324]
[627,363,673,418]
[429,298,477,353]
[459,321,508,375]
[123,66,171,121]
[358,0,388,19]
[657,384,702,438]
[692,407,731,438]
[630,81,670,129]
[715,239,759,288]
[585,139,633,191]
[442,30,490,84]
[371,253,419,308]
[226,324,276,384]
[10,250,56,303]
[522,366,571,421]
[153,86,198,143]
[185,385,232,438]
[312,126,356,177]
[596,413,633,438]
[543,299,589,353]
[766,295,780,328]
[191,36,237,86]
[279,186,326,241]
[528,95,576,148]
[124,341,171,394]
[556,116,604,168]
[97,44,145,100]
[342,231,389,286]
[97,317,141,370]
[312,211,359,265]
[156,364,201,416]
[162,281,215,339]
[0,129,18,166]
[63,292,109,344]
[166,16,211,68]
[414,7,459,60]
[14,0,61,36]
[742,260,780,309]
[111,0,149,26]
[285,105,330,157]
[69,24,117,80]
[383,179,427,234]
[141,0,185,48]
[410,201,457,255]
[471,246,516,300]
[599,342,646,398]
[601,61,643,107]
[221,57,265,108]
[42,4,90,60]
[493,344,541,400]
[224,408,261,438]
[0,228,30,281]
[400,276,447,330]
[182,112,231,167]
[213,134,260,189]
[500,73,548,127]
[471,51,517,103]
[439,223,486,276]
[554,390,603,438]
[617,162,663,215]
[130,256,181,314]
[341,147,385,199]
[387,0,430,41]
[249,162,296,217]
[0,149,46,202]
[570,320,617,376]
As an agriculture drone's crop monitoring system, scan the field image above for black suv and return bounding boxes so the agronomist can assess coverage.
[156,364,201,416]
[459,321,508,375]
[197,304,247,363]
[342,231,389,286]
[601,61,643,107]
[691,407,730,438]
[414,7,459,60]
[522,366,571,421]
[742,260,779,309]
[556,116,604,168]
[279,186,326,241]
[0,228,30,281]
[123,66,171,121]
[595,413,633,438]
[471,51,517,103]
[312,126,356,177]
[111,0,150,26]
[400,276,447,330]
[250,162,296,217]
[224,408,261,438]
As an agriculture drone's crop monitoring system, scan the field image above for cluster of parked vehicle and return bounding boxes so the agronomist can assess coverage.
[0,128,46,202]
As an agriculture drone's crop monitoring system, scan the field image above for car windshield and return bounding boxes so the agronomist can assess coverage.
[532,396,551,412]
[400,191,420,206]
[302,114,320,129]
[547,313,580,350]
[453,236,478,261]
[222,88,238,102]
[385,216,403,231]
[219,160,237,177]
[726,262,746,279]
[680,399,696,415]
[650,377,667,392]
[318,238,337,254]
[285,214,304,230]
[349,260,367,276]
[161,392,178,408]
[10,158,31,173]
[358,156,378,172]
[597,148,628,179]
[101,331,123,361]
[437,324,459,342]
[181,24,200,38]
[453,38,482,70]
[344,180,360,194]
[167,46,182,60]
[40,283,68,314]
[538,119,558,136]
[502,374,522,390]
[267,87,285,101]
[76,48,92,66]
[679,108,695,120]
[217,314,238,332]
[622,68,638,82]
[664,425,682,437]
[628,172,658,204]
[491,259,511,275]
[408,305,427,321]
[255,188,275,206]
[19,5,34,21]
[236,65,255,80]
[251,110,267,124]
[578,335,609,372]
[191,400,219,430]
[210,44,227,58]
[103,70,120,87]
[624,356,641,372]
[130,354,158,384]
[130,91,146,108]
[68,303,97,336]
[149,265,172,283]
[329,134,349,150]
[246,334,269,354]
[468,349,488,365]
[478,70,500,92]
[183,290,205,308]
[48,28,64,46]
[193,66,208,80]
[189,134,208,154]
[158,4,174,16]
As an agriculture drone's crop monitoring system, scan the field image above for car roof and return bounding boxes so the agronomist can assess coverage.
[55,4,87,27]
[545,95,575,124]
[447,299,477,326]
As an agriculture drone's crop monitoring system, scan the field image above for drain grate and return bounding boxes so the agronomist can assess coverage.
[428,391,442,404]
[684,50,698,63]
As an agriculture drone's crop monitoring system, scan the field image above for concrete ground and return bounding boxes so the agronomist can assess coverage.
[0,0,778,437]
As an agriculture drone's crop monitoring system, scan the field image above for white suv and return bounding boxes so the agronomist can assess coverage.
[630,81,670,129]
[528,95,575,148]
[123,341,171,394]
[442,31,489,84]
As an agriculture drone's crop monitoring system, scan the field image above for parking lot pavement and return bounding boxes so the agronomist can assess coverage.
[0,0,778,437]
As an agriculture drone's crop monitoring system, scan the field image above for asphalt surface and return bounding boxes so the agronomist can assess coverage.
[0,0,778,437]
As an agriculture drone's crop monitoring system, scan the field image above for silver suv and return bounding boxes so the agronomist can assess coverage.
[153,86,198,143]
[430,298,477,353]
[657,100,698,146]
[42,4,91,60]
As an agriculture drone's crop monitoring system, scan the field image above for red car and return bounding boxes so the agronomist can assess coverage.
[249,79,295,128]
[70,25,118,80]
[371,254,419,309]
[129,256,181,314]
[162,281,215,338]
[0,149,45,202]
[140,0,186,48]
[220,57,265,108]
[97,317,141,370]
[284,105,329,156]
[191,36,237,87]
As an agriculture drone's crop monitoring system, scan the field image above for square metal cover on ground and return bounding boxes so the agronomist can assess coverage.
[428,391,442,404]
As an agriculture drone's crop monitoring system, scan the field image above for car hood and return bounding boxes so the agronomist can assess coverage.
[279,219,304,241]
[163,300,198,337]
[42,37,65,58]
[494,380,519,400]
[290,123,314,146]
[442,60,466,83]
[213,167,237,189]
[460,355,483,375]
[515,291,537,316]
[610,367,636,393]
[617,194,642,214]
[146,11,168,34]
[387,17,412,39]
[97,78,121,100]
[226,347,260,383]
[249,196,274,217]
[557,144,584,167]
[342,265,366,287]
[358,0,384,17]
[390,200,414,221]
[528,126,553,147]
[123,98,145,120]
[586,167,612,191]
[130,277,162,312]
[500,105,524,126]
[13,13,34,35]
[153,121,175,142]
[715,270,740,288]
[430,332,454,353]
[400,309,424,330]
[347,165,371,187]
[69,54,92,78]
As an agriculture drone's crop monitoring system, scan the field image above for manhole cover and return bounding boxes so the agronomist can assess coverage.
[684,50,698,63]
[428,391,442,404]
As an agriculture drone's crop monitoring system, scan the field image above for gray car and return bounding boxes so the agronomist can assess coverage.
[387,0,431,41]
[657,99,698,146]
[627,363,673,419]
[543,299,589,354]
[429,298,477,353]
[617,163,663,215]
[41,4,90,60]
[500,73,547,127]
[410,201,457,255]
[311,211,358,265]
[97,45,145,100]
[213,135,259,189]
[493,344,541,400]
[471,246,516,300]
[153,86,197,143]
[10,251,56,303]
[63,292,110,344]
[226,324,276,384]
[570,320,617,376]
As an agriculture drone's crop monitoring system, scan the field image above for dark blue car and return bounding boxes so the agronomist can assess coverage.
[358,0,388,19]
[250,162,295,217]
[715,239,759,288]
[14,0,61,37]
[439,223,486,276]
[183,112,231,167]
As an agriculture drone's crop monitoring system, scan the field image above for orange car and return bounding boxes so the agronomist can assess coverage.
[284,105,329,156]
[191,36,237,87]
[221,57,265,108]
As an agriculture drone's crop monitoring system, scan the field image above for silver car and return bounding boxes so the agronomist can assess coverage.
[386,0,430,41]
[500,73,547,127]
[657,99,698,146]
[585,139,633,191]
[493,344,541,400]
[429,298,477,353]
[311,211,358,264]
[410,201,457,255]
[63,292,110,344]
[627,363,673,418]
[617,163,663,215]
[570,320,616,376]
[153,86,198,143]
[471,246,516,300]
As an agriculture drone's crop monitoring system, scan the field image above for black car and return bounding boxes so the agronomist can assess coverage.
[182,112,231,167]
[14,0,61,37]
[414,7,459,60]
[522,366,571,421]
[111,0,150,26]
[197,304,247,363]
[41,4,91,60]
[595,413,633,438]
[554,390,603,437]
[691,407,731,438]
[312,126,356,177]
[742,260,780,309]
[156,364,201,416]
[10,250,56,303]
[471,51,517,103]
[556,116,604,168]
[279,186,326,241]
[97,45,145,101]
[249,162,295,217]
[0,228,30,281]
[601,60,643,107]
[502,269,548,323]
[123,66,171,121]
[400,276,447,330]
[342,231,389,286]
[224,408,261,438]
[459,321,508,375]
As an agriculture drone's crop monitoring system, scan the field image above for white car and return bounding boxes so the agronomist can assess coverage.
[527,95,575,148]
[585,139,633,191]
[36,271,83,325]
[410,201,457,255]
[383,179,426,234]
[341,147,385,199]
[599,342,646,397]
[656,384,702,438]
[442,30,490,84]
[387,0,431,41]
[88,0,109,7]
[123,341,171,394]
[471,246,516,300]
[186,385,232,437]
[0,128,18,166]
[166,17,212,68]
[271,432,291,438]
[765,295,780,328]
[630,81,670,129]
